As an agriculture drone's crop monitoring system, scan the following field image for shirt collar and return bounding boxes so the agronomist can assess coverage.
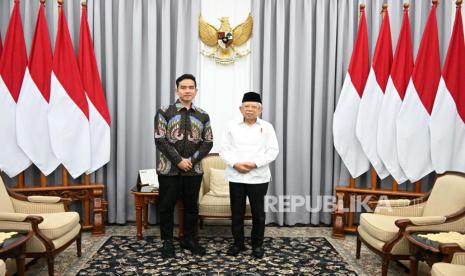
[237,117,263,125]
[175,99,198,112]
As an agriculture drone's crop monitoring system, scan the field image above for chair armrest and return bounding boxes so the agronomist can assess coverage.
[11,198,69,214]
[409,216,447,226]
[377,199,411,207]
[375,202,425,217]
[27,196,61,203]
[396,216,447,230]
[0,212,43,224]
[0,212,44,241]
[0,212,28,222]
[394,207,465,236]
[9,190,72,211]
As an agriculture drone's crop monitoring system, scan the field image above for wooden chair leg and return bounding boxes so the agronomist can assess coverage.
[381,258,389,276]
[356,234,361,259]
[77,231,82,257]
[47,255,55,276]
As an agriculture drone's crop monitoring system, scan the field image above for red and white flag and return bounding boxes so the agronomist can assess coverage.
[0,2,31,177]
[333,6,370,178]
[430,5,465,174]
[78,4,111,173]
[356,8,392,179]
[48,5,91,178]
[377,6,413,184]
[397,3,440,182]
[16,3,60,176]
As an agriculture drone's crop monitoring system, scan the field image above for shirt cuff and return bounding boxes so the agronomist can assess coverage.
[253,158,265,168]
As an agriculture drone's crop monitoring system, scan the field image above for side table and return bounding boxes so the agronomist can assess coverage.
[131,185,184,240]
[0,230,33,276]
[406,231,465,276]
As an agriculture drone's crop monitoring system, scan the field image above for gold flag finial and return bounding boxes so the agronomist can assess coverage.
[381,3,388,15]
[360,3,366,12]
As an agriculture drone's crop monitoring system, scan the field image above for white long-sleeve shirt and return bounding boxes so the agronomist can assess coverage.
[220,117,279,184]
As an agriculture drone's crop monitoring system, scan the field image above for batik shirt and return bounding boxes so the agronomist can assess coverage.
[154,100,213,176]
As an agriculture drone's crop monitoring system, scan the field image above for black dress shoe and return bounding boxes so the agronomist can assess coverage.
[252,246,264,258]
[227,244,247,256]
[180,239,206,256]
[161,240,175,258]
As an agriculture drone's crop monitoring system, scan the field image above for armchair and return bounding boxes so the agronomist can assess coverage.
[432,246,465,276]
[355,172,465,276]
[198,154,251,227]
[0,175,81,276]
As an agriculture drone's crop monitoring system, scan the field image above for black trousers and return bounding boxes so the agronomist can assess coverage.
[229,182,269,247]
[158,175,202,241]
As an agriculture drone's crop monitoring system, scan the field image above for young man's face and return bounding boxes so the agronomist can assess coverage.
[176,79,197,103]
[240,102,262,121]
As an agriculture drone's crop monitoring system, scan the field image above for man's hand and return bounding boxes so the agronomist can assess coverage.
[243,162,257,170]
[177,159,192,172]
[233,162,256,174]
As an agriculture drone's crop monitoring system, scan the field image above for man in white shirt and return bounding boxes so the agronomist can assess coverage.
[220,92,279,258]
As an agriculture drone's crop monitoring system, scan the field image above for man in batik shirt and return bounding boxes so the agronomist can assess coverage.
[154,74,213,258]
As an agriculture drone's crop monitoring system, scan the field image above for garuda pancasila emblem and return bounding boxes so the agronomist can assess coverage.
[199,14,253,64]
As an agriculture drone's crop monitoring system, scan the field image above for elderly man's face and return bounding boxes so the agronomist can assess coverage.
[240,101,262,121]
[176,79,197,103]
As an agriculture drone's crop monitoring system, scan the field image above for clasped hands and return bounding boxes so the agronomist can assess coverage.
[177,159,192,172]
[178,159,257,173]
[233,162,257,173]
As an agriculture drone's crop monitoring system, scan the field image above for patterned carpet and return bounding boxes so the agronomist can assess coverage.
[76,236,357,275]
[23,224,416,276]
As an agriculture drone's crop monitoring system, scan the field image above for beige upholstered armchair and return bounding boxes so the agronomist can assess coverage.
[431,244,465,276]
[356,172,465,276]
[0,175,81,276]
[198,154,251,227]
[0,260,5,276]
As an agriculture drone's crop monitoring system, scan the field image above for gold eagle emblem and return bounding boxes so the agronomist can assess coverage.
[199,14,253,64]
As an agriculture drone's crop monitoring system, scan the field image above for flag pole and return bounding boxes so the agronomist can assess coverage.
[346,2,367,227]
[80,0,92,188]
[347,2,366,190]
[411,0,437,193]
[370,3,389,191]
[391,1,410,192]
[55,0,70,187]
[79,0,92,229]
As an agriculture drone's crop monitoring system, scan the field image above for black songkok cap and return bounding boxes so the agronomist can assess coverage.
[242,92,262,103]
